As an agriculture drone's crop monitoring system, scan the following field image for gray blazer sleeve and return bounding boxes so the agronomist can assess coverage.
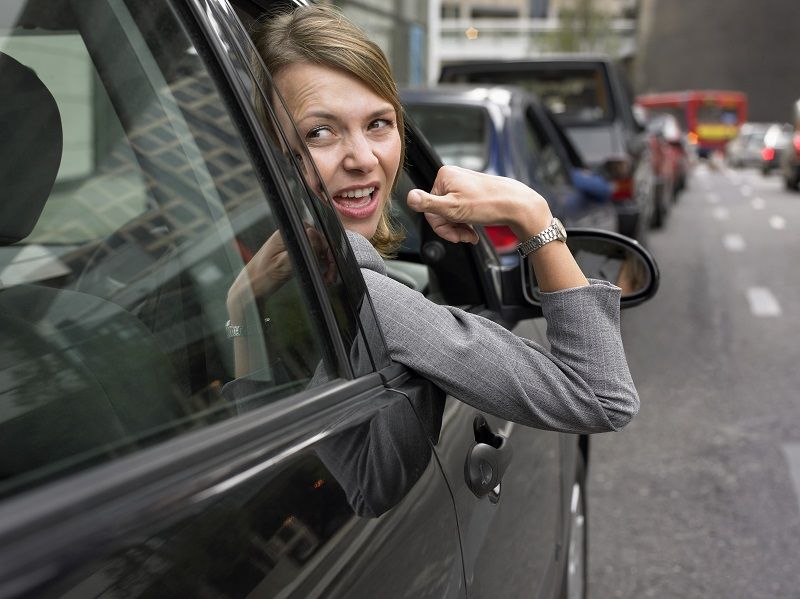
[363,269,638,433]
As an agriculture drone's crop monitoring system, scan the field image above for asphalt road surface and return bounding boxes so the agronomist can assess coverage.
[588,162,800,598]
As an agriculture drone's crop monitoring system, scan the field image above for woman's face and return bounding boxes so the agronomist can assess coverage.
[274,62,402,239]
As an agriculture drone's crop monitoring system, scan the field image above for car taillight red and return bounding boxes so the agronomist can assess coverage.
[762,147,775,161]
[603,158,633,201]
[611,178,634,201]
[793,134,800,155]
[485,225,519,254]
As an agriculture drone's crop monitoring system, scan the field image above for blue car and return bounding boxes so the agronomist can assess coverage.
[401,85,617,257]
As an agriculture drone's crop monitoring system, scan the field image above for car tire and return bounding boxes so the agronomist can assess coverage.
[562,454,588,599]
[786,172,800,191]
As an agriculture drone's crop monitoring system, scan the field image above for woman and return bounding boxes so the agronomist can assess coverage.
[230,5,638,434]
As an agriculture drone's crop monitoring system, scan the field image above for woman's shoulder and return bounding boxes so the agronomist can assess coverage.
[346,230,386,275]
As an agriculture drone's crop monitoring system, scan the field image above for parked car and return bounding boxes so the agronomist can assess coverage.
[781,99,800,190]
[440,56,658,244]
[760,123,793,175]
[643,112,690,224]
[401,85,617,257]
[725,122,770,168]
[0,1,659,598]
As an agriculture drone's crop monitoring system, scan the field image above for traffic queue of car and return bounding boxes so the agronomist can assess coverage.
[430,56,691,254]
[725,97,800,191]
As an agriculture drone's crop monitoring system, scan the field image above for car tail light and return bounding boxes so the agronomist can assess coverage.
[604,158,633,202]
[687,131,699,145]
[485,225,518,254]
[762,147,775,161]
[793,134,800,155]
[611,178,634,201]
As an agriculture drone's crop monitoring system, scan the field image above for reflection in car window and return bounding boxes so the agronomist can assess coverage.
[0,0,334,498]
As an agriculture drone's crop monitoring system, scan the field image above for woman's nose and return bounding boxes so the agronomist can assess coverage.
[342,133,379,172]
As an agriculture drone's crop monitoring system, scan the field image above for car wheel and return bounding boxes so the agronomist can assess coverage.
[562,456,588,599]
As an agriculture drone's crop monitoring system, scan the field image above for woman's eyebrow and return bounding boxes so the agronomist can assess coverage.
[297,107,395,123]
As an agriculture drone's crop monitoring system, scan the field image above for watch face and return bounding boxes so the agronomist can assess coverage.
[554,218,567,240]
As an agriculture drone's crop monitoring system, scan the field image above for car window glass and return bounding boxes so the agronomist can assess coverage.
[0,0,335,499]
[462,67,614,123]
[404,103,490,171]
[524,107,569,186]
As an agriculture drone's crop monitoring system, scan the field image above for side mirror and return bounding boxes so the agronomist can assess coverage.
[522,228,659,308]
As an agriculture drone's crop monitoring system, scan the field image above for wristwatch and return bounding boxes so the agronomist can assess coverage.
[516,218,567,258]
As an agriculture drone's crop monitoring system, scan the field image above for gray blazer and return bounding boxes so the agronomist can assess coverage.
[347,231,639,434]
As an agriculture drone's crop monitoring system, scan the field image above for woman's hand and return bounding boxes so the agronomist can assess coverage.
[406,165,554,244]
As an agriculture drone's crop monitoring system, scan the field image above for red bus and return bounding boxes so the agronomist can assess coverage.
[635,90,748,157]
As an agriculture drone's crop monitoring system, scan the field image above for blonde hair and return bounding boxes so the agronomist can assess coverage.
[251,5,405,257]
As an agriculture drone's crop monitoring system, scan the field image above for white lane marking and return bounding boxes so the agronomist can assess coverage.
[751,197,766,210]
[712,207,730,220]
[740,185,752,196]
[723,234,746,252]
[769,215,787,230]
[707,192,720,204]
[746,287,782,317]
[782,444,800,515]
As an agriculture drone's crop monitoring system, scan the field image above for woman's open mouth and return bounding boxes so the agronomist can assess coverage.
[332,185,379,220]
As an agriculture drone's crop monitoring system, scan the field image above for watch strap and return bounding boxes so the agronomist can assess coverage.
[516,218,565,258]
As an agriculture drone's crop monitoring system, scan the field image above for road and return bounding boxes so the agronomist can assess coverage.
[588,163,800,598]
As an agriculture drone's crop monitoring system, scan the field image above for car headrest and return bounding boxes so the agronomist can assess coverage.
[0,53,63,245]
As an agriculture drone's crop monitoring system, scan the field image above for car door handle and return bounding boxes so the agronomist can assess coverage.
[465,415,513,502]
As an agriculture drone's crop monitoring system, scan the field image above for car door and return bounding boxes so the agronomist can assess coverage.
[392,118,566,599]
[0,1,465,597]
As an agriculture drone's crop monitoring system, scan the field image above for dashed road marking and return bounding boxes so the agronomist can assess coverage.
[723,234,746,252]
[751,197,766,210]
[769,216,787,230]
[712,207,730,220]
[746,287,782,317]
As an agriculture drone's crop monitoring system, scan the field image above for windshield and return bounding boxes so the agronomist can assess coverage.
[404,103,490,171]
[460,67,614,124]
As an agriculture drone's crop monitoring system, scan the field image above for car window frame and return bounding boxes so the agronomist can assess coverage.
[187,0,390,377]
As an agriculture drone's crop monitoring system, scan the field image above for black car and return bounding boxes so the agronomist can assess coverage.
[440,57,658,243]
[0,1,658,598]
[781,99,800,190]
[401,85,618,257]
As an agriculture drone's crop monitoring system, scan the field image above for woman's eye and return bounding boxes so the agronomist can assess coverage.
[307,126,333,140]
[368,118,392,130]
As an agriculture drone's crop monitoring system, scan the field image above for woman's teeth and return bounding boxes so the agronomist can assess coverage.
[336,187,375,207]
[341,186,375,199]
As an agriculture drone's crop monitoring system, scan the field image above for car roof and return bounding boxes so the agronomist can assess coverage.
[441,55,616,74]
[400,84,538,109]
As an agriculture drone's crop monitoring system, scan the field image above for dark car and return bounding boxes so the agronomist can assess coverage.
[440,57,657,243]
[401,85,617,257]
[781,99,800,190]
[0,2,659,598]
